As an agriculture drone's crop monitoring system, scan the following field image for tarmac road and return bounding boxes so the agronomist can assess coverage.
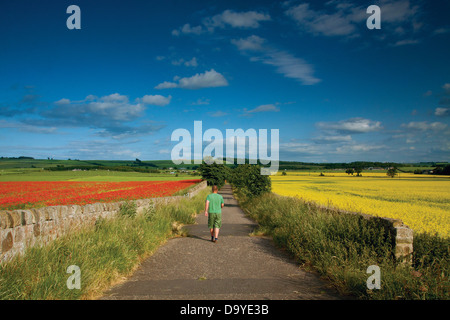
[101,184,345,300]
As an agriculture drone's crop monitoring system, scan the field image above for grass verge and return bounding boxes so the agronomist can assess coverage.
[236,191,449,300]
[0,188,209,300]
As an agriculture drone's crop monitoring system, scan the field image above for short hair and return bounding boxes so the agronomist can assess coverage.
[212,185,218,192]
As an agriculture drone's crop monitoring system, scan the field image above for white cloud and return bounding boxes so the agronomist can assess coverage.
[316,118,383,133]
[139,95,172,106]
[443,83,450,94]
[172,23,205,36]
[260,50,320,85]
[312,135,352,144]
[232,35,320,85]
[155,69,228,90]
[191,98,210,105]
[246,104,280,113]
[231,35,266,51]
[435,108,450,117]
[335,144,384,154]
[393,39,420,47]
[285,3,359,37]
[204,10,271,30]
[285,0,421,41]
[172,10,270,36]
[184,57,198,67]
[402,121,448,131]
[171,57,198,67]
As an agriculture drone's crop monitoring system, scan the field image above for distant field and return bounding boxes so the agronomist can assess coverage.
[0,169,201,182]
[0,179,202,210]
[271,172,450,237]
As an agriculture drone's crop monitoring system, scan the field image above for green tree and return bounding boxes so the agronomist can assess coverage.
[231,164,271,198]
[198,162,228,189]
[387,167,397,178]
[345,168,354,175]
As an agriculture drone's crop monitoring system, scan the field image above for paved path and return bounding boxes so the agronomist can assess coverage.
[101,184,344,300]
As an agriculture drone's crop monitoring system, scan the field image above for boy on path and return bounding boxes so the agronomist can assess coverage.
[204,185,224,243]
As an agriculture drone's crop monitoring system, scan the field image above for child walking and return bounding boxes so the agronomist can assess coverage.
[204,185,224,243]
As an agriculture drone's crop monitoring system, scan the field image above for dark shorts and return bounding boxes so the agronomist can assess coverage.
[208,212,222,229]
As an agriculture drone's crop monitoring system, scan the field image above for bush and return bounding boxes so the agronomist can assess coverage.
[231,164,271,198]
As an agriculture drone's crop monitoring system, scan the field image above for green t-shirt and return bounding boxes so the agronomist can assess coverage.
[206,193,224,214]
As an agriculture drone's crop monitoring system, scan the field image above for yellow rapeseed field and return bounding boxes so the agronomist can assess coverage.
[271,172,450,237]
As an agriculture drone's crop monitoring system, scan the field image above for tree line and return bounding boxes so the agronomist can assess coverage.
[198,162,271,198]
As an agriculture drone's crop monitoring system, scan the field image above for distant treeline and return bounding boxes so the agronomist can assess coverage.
[0,156,35,160]
[44,165,160,173]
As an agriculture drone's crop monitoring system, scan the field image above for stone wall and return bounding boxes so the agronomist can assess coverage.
[0,180,207,264]
[278,194,414,263]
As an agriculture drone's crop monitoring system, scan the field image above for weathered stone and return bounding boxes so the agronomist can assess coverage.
[0,212,10,229]
[33,223,41,237]
[20,210,34,225]
[9,211,21,227]
[59,205,69,219]
[1,231,13,252]
[14,226,24,242]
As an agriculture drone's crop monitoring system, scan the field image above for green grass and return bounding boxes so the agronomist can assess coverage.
[0,188,209,300]
[0,169,201,182]
[236,191,449,300]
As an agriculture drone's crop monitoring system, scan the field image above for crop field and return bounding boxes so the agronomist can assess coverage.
[0,168,201,182]
[271,172,450,237]
[0,168,202,210]
[0,178,202,210]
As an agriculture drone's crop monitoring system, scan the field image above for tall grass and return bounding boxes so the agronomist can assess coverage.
[237,191,449,300]
[0,189,209,300]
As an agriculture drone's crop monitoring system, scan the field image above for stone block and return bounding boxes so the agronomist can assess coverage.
[1,231,13,253]
[9,211,21,227]
[14,226,24,242]
[59,205,69,219]
[20,210,34,225]
[0,212,10,229]
[33,223,41,237]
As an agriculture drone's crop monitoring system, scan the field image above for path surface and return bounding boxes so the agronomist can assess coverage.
[101,184,344,300]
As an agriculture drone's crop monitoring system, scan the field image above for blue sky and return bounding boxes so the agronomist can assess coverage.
[1,0,449,163]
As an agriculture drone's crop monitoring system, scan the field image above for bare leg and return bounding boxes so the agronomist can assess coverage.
[214,228,220,239]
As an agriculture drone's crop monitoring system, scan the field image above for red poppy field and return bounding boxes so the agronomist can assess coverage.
[0,179,202,210]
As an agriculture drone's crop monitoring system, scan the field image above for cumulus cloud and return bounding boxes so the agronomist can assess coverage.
[19,93,166,139]
[401,121,448,131]
[435,108,450,117]
[204,10,271,30]
[172,9,271,36]
[285,3,359,37]
[172,23,205,36]
[285,0,421,42]
[231,35,266,51]
[312,135,352,144]
[155,69,229,90]
[316,118,383,134]
[139,94,172,106]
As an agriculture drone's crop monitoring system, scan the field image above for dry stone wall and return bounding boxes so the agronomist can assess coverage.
[0,181,207,263]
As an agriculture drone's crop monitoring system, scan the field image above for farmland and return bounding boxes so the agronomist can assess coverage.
[271,171,450,237]
[0,179,202,210]
[0,165,202,210]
